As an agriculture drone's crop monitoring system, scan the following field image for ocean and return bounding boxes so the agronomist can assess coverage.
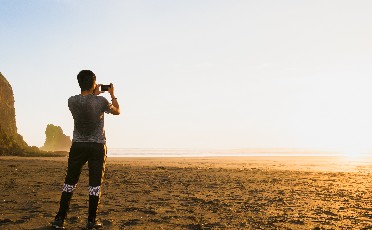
[106,148,348,157]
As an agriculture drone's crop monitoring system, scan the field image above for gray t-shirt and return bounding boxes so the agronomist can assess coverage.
[68,94,113,143]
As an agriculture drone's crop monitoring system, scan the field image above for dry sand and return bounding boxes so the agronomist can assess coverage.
[1,156,372,229]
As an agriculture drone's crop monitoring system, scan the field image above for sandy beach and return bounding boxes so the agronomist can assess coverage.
[1,156,372,229]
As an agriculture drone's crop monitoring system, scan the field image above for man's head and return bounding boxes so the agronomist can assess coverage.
[77,70,96,91]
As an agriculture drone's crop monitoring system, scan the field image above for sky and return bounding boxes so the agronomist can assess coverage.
[1,0,372,152]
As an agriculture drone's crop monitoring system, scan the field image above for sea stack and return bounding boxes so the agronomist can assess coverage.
[41,124,72,152]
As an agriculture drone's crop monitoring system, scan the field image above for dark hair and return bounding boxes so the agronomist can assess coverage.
[77,70,96,91]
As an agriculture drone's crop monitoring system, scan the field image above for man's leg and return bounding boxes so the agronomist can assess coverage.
[87,143,107,223]
[56,143,88,219]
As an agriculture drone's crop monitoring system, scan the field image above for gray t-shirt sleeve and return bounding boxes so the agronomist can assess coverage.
[102,97,114,114]
[68,96,73,111]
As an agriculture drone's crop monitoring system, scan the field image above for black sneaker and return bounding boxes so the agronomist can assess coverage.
[86,219,103,229]
[51,216,65,229]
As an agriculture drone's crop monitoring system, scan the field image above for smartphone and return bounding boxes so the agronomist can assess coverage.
[101,85,111,91]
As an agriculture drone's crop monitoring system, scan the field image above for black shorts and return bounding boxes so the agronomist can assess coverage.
[63,142,107,196]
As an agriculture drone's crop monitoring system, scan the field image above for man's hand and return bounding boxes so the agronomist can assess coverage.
[94,84,104,96]
[108,83,115,97]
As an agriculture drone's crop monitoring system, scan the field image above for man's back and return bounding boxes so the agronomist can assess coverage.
[68,94,112,143]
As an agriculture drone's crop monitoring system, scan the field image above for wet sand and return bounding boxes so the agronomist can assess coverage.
[1,156,372,229]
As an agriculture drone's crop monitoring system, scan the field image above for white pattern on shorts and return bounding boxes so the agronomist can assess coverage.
[89,186,101,196]
[62,183,77,193]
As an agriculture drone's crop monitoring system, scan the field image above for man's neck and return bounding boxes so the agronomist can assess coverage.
[81,90,93,96]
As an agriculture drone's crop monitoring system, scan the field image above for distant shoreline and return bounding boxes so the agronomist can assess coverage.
[1,155,372,173]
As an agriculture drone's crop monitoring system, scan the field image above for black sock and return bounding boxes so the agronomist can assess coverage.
[88,195,100,221]
[56,192,73,219]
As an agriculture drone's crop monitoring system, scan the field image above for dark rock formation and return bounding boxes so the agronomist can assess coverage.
[41,124,71,151]
[0,72,67,157]
[0,72,28,153]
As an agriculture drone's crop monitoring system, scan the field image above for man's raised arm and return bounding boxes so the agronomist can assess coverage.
[109,83,120,115]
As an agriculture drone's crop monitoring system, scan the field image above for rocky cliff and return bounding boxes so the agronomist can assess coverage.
[0,72,67,156]
[0,72,28,152]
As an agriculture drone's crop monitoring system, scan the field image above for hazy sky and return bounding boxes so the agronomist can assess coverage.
[1,0,372,152]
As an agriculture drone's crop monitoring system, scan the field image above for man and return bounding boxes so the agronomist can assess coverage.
[52,70,120,229]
